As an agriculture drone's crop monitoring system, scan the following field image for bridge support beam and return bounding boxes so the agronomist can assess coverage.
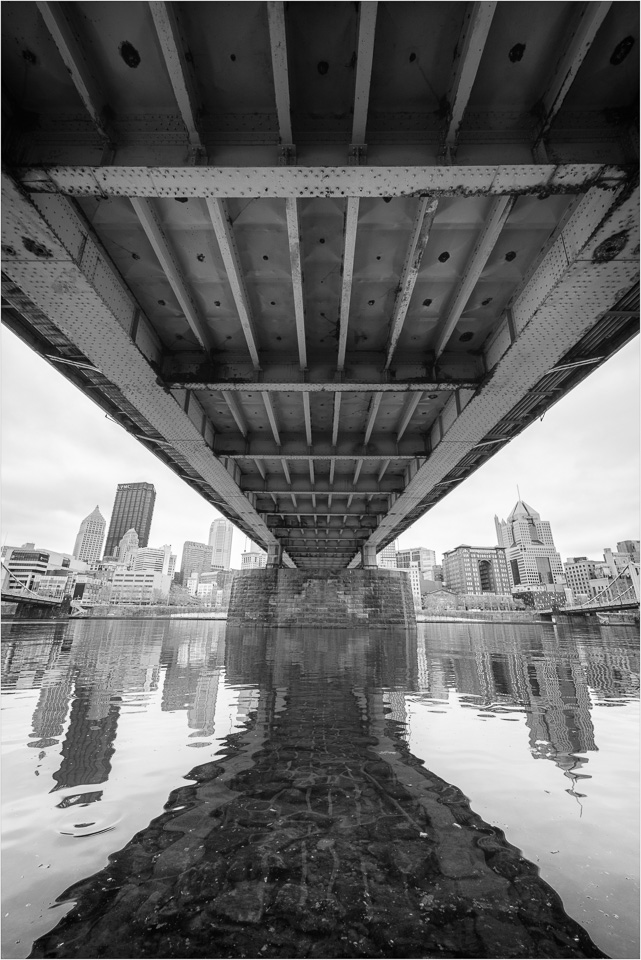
[265,543,283,569]
[361,544,377,569]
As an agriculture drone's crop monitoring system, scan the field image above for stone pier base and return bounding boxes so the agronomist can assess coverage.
[227,569,415,627]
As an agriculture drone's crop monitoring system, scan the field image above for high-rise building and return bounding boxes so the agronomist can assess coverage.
[564,557,599,602]
[495,500,564,596]
[396,547,437,579]
[133,544,175,577]
[117,528,139,567]
[442,545,512,595]
[377,541,398,569]
[180,541,213,584]
[104,483,156,558]
[73,506,106,564]
[209,518,234,570]
[617,540,640,562]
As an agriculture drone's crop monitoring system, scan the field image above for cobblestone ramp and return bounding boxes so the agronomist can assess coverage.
[30,672,606,959]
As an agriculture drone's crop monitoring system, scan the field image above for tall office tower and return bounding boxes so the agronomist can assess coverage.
[117,528,139,567]
[209,518,234,570]
[133,544,175,577]
[104,483,156,558]
[377,541,398,569]
[180,541,213,583]
[72,506,106,563]
[396,547,437,579]
[495,500,564,594]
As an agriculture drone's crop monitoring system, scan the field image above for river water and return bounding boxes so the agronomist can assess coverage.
[1,617,638,959]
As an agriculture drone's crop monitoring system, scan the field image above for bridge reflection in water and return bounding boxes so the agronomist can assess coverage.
[1,620,638,959]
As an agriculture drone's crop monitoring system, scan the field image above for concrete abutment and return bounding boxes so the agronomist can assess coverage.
[227,569,415,627]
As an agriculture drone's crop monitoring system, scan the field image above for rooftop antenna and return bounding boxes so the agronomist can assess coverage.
[517,484,521,500]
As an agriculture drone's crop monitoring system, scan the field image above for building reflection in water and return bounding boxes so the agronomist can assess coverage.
[414,620,639,791]
[2,619,638,808]
[2,618,638,958]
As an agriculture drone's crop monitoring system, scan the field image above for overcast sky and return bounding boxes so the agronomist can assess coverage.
[2,325,639,570]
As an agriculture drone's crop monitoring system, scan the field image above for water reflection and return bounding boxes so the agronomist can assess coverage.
[1,619,638,958]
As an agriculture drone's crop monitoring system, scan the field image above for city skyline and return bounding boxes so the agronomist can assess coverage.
[2,326,638,569]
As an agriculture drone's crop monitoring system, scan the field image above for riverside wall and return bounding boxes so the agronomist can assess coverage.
[227,569,416,627]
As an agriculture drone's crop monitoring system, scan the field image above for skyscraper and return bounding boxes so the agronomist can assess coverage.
[104,483,156,558]
[495,500,564,595]
[209,519,234,570]
[73,506,106,563]
[180,541,213,583]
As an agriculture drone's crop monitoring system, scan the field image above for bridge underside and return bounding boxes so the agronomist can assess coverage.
[2,2,639,570]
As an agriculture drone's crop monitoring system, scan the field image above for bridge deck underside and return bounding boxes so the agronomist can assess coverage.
[2,1,639,570]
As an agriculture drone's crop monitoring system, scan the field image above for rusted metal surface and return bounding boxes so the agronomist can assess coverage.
[2,2,638,571]
[20,164,628,198]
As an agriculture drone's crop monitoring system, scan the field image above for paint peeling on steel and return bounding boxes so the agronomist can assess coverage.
[385,196,439,368]
[149,1,204,148]
[28,164,627,198]
[267,2,293,146]
[285,198,307,369]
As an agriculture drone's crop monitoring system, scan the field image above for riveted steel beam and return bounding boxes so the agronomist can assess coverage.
[285,198,307,369]
[166,376,478,392]
[396,392,423,442]
[534,3,612,146]
[227,452,417,461]
[337,197,360,371]
[222,392,248,436]
[331,394,342,447]
[205,198,261,368]
[267,1,293,147]
[240,476,401,493]
[23,164,626,198]
[36,2,115,144]
[149,2,204,152]
[0,170,284,556]
[214,433,429,456]
[351,2,378,146]
[363,392,383,444]
[262,392,281,446]
[302,393,313,446]
[434,195,514,359]
[443,2,497,156]
[385,197,439,369]
[130,197,214,351]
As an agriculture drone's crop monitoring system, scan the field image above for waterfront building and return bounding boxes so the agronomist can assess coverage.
[442,545,512,596]
[495,500,565,598]
[2,547,51,592]
[133,544,175,577]
[377,541,398,569]
[564,557,599,604]
[109,569,172,604]
[604,545,637,578]
[180,540,213,584]
[241,543,267,569]
[617,540,640,562]
[209,518,234,570]
[104,482,156,558]
[400,566,423,607]
[72,506,106,564]
[396,547,437,579]
[117,528,139,568]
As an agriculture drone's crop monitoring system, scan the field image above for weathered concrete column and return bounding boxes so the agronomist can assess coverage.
[361,544,377,568]
[265,543,282,568]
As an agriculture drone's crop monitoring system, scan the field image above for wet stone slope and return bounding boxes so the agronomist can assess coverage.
[31,675,606,959]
